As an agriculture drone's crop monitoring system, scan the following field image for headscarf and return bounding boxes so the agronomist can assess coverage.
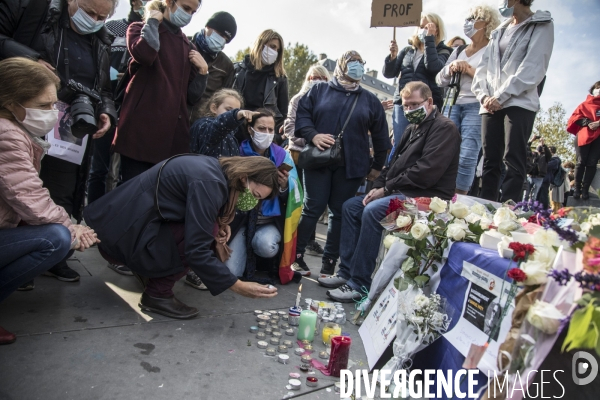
[333,50,363,91]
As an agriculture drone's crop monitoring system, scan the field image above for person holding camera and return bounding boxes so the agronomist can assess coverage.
[0,0,119,282]
[0,58,100,343]
[113,0,208,183]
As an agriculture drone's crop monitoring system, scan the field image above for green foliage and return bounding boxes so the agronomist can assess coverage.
[231,47,251,63]
[283,42,317,100]
[532,102,575,163]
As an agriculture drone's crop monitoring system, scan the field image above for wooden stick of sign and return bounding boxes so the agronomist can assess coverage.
[393,27,396,41]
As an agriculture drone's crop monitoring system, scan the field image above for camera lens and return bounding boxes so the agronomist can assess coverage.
[70,94,97,138]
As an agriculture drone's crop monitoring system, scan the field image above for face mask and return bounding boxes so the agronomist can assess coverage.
[404,105,428,125]
[136,8,145,17]
[251,127,274,150]
[498,0,515,18]
[261,46,278,65]
[463,20,480,39]
[71,1,105,34]
[593,88,600,97]
[417,28,428,42]
[307,80,324,89]
[169,1,192,28]
[346,61,365,80]
[236,182,259,211]
[15,104,59,137]
[206,31,227,53]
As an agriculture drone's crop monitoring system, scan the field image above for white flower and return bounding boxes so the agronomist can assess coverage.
[447,223,467,241]
[497,236,514,259]
[589,213,600,226]
[464,213,482,224]
[581,222,592,235]
[479,217,493,230]
[396,214,412,228]
[526,300,565,334]
[414,294,430,308]
[409,315,424,325]
[531,246,557,269]
[533,229,560,248]
[383,235,400,250]
[493,207,517,226]
[430,312,445,327]
[497,220,520,235]
[449,202,470,219]
[411,223,430,240]
[429,197,447,214]
[520,260,551,285]
[470,203,488,216]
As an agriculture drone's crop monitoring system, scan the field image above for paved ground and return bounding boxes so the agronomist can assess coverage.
[0,223,368,400]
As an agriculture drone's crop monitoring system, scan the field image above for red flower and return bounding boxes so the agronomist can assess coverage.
[508,268,527,283]
[528,215,539,224]
[386,198,406,215]
[508,242,536,261]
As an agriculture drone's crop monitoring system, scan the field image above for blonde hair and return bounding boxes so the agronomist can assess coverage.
[447,36,466,47]
[200,89,244,117]
[219,156,280,199]
[299,65,331,93]
[468,5,501,39]
[144,0,167,21]
[249,29,286,78]
[410,12,446,49]
[0,57,60,121]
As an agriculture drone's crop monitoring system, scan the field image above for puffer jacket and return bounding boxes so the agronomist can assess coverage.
[382,36,452,108]
[472,10,554,113]
[0,0,117,124]
[0,118,71,229]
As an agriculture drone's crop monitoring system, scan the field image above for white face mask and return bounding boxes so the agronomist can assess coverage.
[593,88,600,97]
[307,79,324,89]
[417,28,428,42]
[251,127,274,150]
[15,104,58,137]
[261,46,278,65]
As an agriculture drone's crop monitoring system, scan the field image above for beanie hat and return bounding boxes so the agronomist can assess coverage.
[206,12,237,42]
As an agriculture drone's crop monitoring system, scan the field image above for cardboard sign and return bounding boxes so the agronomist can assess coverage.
[371,0,422,28]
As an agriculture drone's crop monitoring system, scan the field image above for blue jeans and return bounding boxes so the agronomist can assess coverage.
[445,102,482,192]
[0,224,72,302]
[225,224,281,277]
[337,194,402,291]
[530,177,544,201]
[296,165,363,262]
[87,129,115,204]
[389,105,411,162]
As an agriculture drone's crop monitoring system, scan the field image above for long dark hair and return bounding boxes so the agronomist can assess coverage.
[219,156,279,199]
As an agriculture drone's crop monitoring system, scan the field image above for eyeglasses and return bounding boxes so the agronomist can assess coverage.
[465,17,484,22]
[402,99,428,110]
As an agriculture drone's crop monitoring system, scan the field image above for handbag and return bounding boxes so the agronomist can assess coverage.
[297,93,360,170]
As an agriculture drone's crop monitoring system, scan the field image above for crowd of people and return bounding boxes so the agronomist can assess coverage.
[1,0,598,345]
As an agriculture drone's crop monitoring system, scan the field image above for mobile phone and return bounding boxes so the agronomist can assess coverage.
[278,163,293,172]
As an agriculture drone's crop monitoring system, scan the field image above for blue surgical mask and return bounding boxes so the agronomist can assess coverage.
[498,0,515,18]
[206,31,226,52]
[71,0,105,34]
[136,8,145,17]
[346,61,364,80]
[169,1,193,28]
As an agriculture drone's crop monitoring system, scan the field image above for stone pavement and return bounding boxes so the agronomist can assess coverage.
[0,223,369,400]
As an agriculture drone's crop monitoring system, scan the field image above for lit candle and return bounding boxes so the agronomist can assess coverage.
[297,310,317,342]
[295,284,303,308]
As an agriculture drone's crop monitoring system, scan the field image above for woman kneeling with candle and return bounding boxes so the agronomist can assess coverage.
[84,155,279,319]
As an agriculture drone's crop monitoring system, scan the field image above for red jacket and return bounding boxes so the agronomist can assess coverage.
[567,95,600,146]
[113,21,200,164]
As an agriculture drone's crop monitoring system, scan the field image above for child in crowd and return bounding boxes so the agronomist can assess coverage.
[190,89,258,158]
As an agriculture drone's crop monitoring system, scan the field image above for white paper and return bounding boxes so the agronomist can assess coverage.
[443,261,514,376]
[45,101,89,165]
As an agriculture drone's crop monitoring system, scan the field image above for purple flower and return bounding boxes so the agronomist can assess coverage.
[549,268,572,286]
[573,271,600,291]
[514,200,579,245]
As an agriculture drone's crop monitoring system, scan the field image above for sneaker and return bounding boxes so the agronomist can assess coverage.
[17,280,34,291]
[319,257,336,276]
[305,240,324,256]
[185,270,208,290]
[318,274,347,288]
[107,263,133,276]
[43,264,80,282]
[291,254,311,276]
[326,284,361,303]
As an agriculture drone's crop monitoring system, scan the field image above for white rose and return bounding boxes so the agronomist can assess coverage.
[589,214,600,226]
[396,215,413,228]
[581,222,592,234]
[470,203,488,216]
[450,202,470,219]
[497,220,520,235]
[526,300,565,334]
[383,235,400,250]
[429,197,448,214]
[411,223,431,240]
[414,294,430,308]
[520,260,550,285]
[518,217,528,224]
[479,217,493,230]
[410,315,424,325]
[447,223,467,241]
[430,312,445,327]
[493,207,517,226]
[531,246,557,269]
[533,229,560,248]
[464,213,482,224]
[497,236,514,259]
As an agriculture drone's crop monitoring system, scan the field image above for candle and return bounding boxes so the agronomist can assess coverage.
[295,284,303,308]
[294,347,304,356]
[297,310,317,342]
[306,377,318,387]
[257,341,268,349]
[256,332,266,340]
[281,322,290,329]
[249,326,259,333]
[278,311,287,317]
[256,314,270,323]
[264,327,273,336]
[278,354,290,364]
[269,337,280,345]
[257,321,267,329]
[254,310,263,316]
[266,347,276,356]
[326,336,352,377]
[288,306,301,326]
[300,354,312,363]
[282,340,293,347]
[288,379,301,390]
[285,328,295,336]
[321,322,342,346]
[272,332,282,339]
[318,351,329,359]
[278,345,288,353]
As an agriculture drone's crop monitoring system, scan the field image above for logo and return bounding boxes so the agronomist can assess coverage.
[572,351,599,386]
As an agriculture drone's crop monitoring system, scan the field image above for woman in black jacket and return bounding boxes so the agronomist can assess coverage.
[232,29,288,143]
[382,12,451,159]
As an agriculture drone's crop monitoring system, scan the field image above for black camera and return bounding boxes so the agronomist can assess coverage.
[64,80,102,139]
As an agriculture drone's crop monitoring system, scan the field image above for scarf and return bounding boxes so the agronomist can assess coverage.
[195,29,219,61]
[214,189,239,262]
[333,50,363,91]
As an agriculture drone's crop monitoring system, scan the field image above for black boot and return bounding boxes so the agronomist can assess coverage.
[573,182,581,200]
[582,183,591,200]
[320,257,336,276]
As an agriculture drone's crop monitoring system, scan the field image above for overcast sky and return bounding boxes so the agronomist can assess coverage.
[110,0,600,115]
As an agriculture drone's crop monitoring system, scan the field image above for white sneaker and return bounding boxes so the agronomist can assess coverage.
[317,274,347,288]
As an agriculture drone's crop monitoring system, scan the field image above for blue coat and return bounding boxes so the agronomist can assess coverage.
[294,82,391,179]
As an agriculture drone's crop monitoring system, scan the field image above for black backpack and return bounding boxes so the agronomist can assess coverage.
[552,157,565,187]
